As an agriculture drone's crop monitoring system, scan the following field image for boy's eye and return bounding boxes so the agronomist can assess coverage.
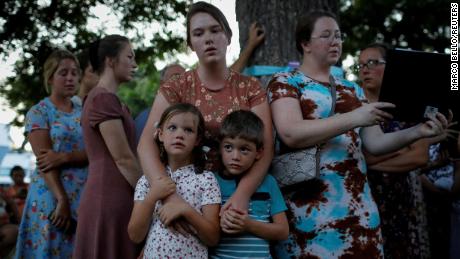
[240,147,250,154]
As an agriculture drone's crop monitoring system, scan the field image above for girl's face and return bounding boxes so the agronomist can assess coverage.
[189,12,229,66]
[113,43,137,83]
[158,112,200,162]
[303,16,342,67]
[81,64,99,90]
[49,58,79,98]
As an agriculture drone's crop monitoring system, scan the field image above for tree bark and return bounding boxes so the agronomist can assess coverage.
[236,0,339,86]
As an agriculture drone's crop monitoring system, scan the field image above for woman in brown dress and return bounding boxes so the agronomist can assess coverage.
[137,1,273,226]
[73,34,142,259]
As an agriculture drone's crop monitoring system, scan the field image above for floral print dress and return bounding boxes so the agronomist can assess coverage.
[15,97,87,259]
[268,70,383,258]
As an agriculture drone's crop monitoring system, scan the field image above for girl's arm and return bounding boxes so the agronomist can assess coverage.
[128,176,176,243]
[36,149,88,172]
[230,22,265,73]
[221,209,289,241]
[223,102,273,212]
[159,201,220,246]
[99,119,142,187]
[28,129,70,229]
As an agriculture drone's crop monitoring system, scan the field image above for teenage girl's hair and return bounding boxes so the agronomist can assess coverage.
[186,1,232,48]
[43,49,80,93]
[295,10,338,55]
[155,103,206,173]
[89,34,129,74]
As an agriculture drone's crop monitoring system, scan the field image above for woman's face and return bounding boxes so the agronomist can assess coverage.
[358,48,386,92]
[49,58,79,98]
[113,43,137,83]
[189,12,229,66]
[304,16,342,66]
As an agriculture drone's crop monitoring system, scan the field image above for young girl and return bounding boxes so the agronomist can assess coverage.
[128,103,221,258]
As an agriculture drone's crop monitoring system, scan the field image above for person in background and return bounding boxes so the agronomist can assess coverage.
[129,103,221,258]
[358,42,433,258]
[134,21,265,144]
[210,110,288,258]
[15,49,88,258]
[5,165,28,219]
[137,2,273,235]
[268,12,448,258]
[74,34,142,259]
[0,191,19,259]
[74,46,99,104]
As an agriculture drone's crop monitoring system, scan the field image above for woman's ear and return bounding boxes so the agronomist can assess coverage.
[302,41,311,54]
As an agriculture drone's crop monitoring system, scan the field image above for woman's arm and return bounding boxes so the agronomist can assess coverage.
[361,113,448,156]
[137,93,170,183]
[230,22,265,73]
[159,201,220,246]
[271,98,394,148]
[221,209,289,241]
[365,139,430,172]
[99,119,142,187]
[28,129,70,228]
[36,149,88,172]
[223,102,273,212]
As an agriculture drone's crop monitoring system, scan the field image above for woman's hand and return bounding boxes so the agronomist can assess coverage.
[220,192,249,215]
[49,198,71,230]
[247,22,265,49]
[416,112,448,139]
[350,102,395,127]
[37,149,67,172]
[146,176,176,203]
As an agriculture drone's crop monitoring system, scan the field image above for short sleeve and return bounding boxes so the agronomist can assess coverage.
[267,73,301,104]
[24,101,49,134]
[200,171,222,206]
[266,175,287,216]
[247,77,267,108]
[159,77,182,104]
[88,92,123,128]
[134,175,150,201]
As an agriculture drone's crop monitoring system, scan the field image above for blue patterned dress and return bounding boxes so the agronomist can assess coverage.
[15,97,87,259]
[268,70,383,258]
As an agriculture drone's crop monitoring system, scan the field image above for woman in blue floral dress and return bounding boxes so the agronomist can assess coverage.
[268,11,448,258]
[15,49,88,259]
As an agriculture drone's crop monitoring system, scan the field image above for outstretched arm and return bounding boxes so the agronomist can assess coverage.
[230,22,265,73]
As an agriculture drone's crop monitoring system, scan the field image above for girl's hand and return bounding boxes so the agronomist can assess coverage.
[49,198,71,230]
[247,22,265,48]
[350,102,395,127]
[37,149,67,172]
[147,176,176,202]
[158,199,191,226]
[416,112,448,139]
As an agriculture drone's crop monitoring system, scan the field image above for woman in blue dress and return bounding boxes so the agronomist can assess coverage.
[15,49,88,259]
[268,11,448,258]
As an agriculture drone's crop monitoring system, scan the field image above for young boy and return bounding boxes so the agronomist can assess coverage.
[211,110,289,258]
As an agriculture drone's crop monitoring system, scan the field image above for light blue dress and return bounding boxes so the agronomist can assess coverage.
[15,97,87,259]
[268,70,384,258]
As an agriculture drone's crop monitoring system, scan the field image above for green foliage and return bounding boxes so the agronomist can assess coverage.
[340,0,451,58]
[0,0,187,126]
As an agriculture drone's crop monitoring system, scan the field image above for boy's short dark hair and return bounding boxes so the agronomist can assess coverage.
[220,110,264,149]
[10,165,25,177]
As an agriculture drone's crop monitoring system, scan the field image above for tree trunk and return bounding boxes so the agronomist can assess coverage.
[236,0,339,86]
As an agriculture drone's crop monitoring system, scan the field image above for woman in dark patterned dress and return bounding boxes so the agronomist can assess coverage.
[268,11,448,258]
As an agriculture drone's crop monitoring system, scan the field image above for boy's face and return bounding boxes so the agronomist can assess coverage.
[220,137,262,176]
[12,170,25,185]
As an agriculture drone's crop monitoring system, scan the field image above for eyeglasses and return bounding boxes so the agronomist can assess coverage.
[354,59,386,72]
[310,32,345,43]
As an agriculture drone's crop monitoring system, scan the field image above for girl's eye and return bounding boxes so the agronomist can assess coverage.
[185,127,194,133]
[167,125,176,131]
[223,144,232,152]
